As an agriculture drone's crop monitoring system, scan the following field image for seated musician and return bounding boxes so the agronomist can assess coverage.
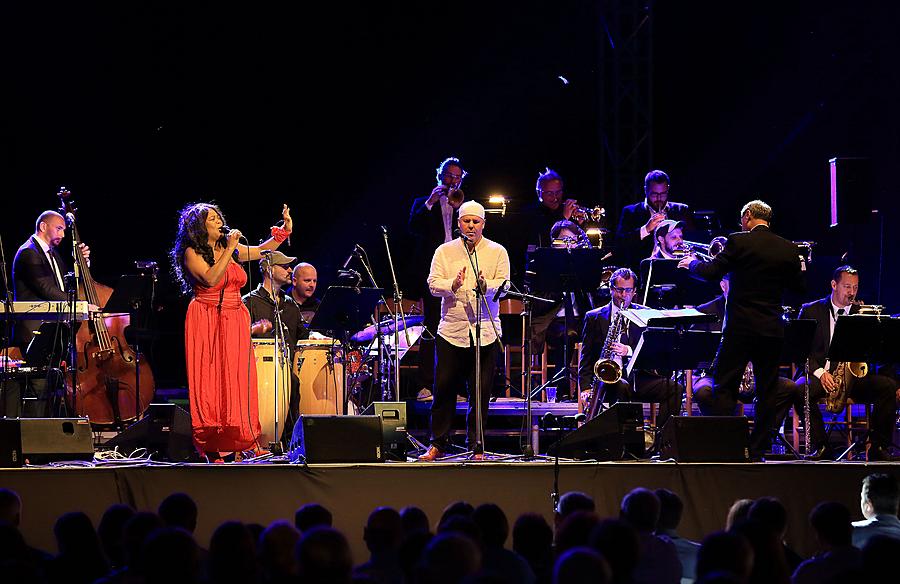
[795,266,898,460]
[290,262,321,325]
[243,251,308,444]
[529,220,593,401]
[9,210,90,417]
[692,275,805,450]
[648,220,685,260]
[577,268,682,432]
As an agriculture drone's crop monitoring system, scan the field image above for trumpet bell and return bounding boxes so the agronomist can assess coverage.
[447,187,465,207]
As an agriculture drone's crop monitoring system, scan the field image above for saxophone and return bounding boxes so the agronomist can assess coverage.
[824,301,879,413]
[593,304,627,385]
[737,362,754,396]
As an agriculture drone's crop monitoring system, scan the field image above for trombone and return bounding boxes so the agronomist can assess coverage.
[677,236,727,261]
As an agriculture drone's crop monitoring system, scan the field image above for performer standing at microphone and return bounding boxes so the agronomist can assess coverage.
[419,201,510,461]
[170,202,292,461]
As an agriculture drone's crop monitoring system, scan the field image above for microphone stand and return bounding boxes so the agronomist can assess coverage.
[0,234,13,411]
[496,282,554,459]
[262,253,288,454]
[381,227,410,402]
[355,245,395,404]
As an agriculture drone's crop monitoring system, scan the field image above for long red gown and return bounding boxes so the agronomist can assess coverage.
[185,261,260,453]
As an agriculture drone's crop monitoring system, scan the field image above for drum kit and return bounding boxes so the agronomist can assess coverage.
[252,312,425,429]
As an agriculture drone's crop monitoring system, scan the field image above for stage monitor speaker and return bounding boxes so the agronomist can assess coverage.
[550,402,644,460]
[361,402,408,460]
[104,403,196,462]
[659,416,750,462]
[829,157,873,227]
[0,418,94,467]
[289,415,383,463]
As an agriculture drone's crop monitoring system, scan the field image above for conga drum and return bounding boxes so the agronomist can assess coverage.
[293,338,345,415]
[252,338,291,445]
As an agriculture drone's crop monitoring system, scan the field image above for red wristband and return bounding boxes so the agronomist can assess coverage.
[271,226,290,243]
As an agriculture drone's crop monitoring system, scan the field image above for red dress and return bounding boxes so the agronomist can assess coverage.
[185,261,260,452]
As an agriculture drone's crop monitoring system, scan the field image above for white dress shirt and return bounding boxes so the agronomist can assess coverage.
[425,195,454,243]
[427,236,510,348]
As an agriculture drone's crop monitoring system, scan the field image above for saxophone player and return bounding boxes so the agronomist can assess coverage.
[577,268,682,428]
[796,266,898,460]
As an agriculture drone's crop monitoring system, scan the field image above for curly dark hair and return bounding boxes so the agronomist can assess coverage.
[170,202,228,295]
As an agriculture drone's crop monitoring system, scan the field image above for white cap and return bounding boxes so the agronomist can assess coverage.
[458,201,486,219]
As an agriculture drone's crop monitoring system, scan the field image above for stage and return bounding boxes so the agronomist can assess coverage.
[2,457,895,563]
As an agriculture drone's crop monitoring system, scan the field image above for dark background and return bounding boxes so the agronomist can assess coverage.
[3,1,897,387]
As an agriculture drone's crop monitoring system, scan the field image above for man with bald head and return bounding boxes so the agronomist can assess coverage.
[290,262,320,325]
[10,210,90,416]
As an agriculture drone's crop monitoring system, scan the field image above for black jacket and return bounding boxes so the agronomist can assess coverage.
[696,294,726,333]
[409,194,451,298]
[242,285,309,349]
[798,296,859,375]
[615,200,691,269]
[689,225,804,338]
[578,302,646,390]
[12,236,70,349]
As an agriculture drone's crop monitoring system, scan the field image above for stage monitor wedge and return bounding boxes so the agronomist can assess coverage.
[103,403,196,462]
[361,401,409,460]
[660,416,750,462]
[290,415,383,463]
[549,402,644,461]
[0,418,94,467]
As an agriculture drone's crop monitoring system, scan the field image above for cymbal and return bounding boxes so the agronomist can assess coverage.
[351,315,425,343]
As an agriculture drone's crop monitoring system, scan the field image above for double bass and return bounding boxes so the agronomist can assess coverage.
[58,188,154,425]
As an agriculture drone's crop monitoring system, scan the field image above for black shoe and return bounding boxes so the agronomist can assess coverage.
[808,443,832,461]
[867,446,895,461]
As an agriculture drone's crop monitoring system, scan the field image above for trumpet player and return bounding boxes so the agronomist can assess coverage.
[577,268,682,429]
[523,168,579,249]
[795,266,897,461]
[648,219,685,260]
[615,170,691,270]
[409,157,468,398]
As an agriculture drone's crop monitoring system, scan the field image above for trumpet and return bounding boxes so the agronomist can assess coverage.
[677,236,727,261]
[571,204,606,223]
[444,186,465,207]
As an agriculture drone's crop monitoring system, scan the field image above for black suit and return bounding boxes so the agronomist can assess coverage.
[408,194,453,392]
[12,236,70,350]
[578,303,682,427]
[10,236,71,417]
[693,294,801,435]
[615,200,691,270]
[797,297,896,449]
[688,225,805,455]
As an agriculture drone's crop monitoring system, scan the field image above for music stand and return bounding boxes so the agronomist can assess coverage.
[309,286,384,414]
[525,248,608,399]
[103,275,157,429]
[775,319,816,458]
[639,258,719,308]
[622,323,719,451]
[828,314,900,460]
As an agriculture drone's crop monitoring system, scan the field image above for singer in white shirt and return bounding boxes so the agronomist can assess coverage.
[419,201,510,460]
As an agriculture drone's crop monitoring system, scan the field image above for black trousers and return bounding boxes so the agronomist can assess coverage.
[418,294,442,393]
[710,333,783,455]
[588,371,683,430]
[693,375,800,435]
[430,335,499,451]
[795,372,897,448]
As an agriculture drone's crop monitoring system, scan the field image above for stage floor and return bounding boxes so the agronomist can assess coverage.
[2,457,896,563]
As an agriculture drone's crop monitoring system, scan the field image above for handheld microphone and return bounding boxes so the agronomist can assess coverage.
[492,279,510,302]
[219,225,231,235]
[454,228,471,241]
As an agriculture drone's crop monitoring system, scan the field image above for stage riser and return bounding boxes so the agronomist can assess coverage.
[2,462,895,563]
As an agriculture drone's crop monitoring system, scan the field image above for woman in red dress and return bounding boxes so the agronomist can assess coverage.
[170,202,292,460]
